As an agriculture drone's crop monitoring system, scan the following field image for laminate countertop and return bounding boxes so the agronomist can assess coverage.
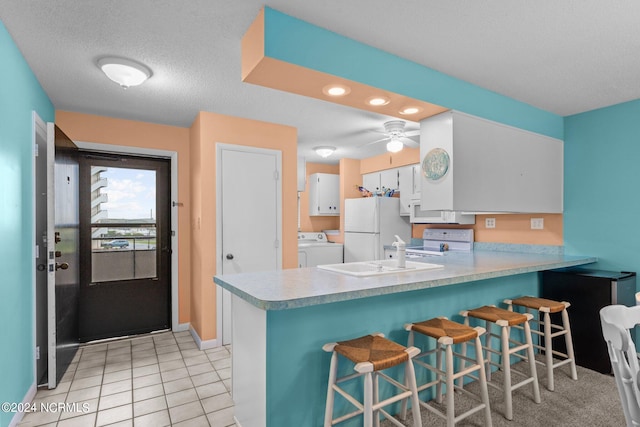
[213,250,597,310]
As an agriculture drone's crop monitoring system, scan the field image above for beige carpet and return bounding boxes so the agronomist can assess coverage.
[381,358,624,426]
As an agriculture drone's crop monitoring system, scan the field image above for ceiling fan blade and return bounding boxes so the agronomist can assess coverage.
[405,130,420,137]
[400,136,420,148]
[359,136,390,147]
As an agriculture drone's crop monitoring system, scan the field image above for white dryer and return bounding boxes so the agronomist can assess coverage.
[298,232,344,268]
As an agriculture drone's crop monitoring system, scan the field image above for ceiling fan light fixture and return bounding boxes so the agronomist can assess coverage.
[97,56,152,89]
[399,106,422,115]
[386,138,404,153]
[322,84,350,97]
[314,146,336,158]
[367,96,390,106]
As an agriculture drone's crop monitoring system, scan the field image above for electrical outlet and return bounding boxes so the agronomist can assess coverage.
[531,218,544,230]
[485,218,496,229]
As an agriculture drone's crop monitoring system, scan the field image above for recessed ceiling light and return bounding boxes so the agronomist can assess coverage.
[97,56,152,89]
[367,96,390,106]
[322,85,350,97]
[399,106,422,115]
[314,146,336,158]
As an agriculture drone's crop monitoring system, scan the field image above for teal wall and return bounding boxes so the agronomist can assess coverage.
[266,273,538,426]
[564,100,640,273]
[263,7,564,140]
[0,21,54,427]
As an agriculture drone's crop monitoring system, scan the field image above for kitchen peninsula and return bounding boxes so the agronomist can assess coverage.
[214,250,596,427]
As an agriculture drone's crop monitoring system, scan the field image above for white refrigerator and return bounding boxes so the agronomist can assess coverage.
[344,197,411,262]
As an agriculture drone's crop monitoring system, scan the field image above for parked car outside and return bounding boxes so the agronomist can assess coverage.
[101,239,130,249]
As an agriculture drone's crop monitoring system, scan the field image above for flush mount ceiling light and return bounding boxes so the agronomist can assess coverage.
[367,96,390,106]
[314,146,336,158]
[399,106,422,115]
[97,57,152,89]
[322,84,350,97]
[386,137,404,153]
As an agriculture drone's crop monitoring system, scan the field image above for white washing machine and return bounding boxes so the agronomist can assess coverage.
[298,232,344,268]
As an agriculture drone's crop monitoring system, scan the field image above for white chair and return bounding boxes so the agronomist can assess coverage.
[600,304,640,427]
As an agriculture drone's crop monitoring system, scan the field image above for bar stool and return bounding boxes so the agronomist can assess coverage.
[460,305,541,420]
[323,333,422,427]
[504,296,578,391]
[402,317,492,427]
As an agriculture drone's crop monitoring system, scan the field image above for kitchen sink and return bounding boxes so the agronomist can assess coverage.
[317,260,443,277]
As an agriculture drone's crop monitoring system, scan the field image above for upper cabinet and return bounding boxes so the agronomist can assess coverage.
[398,164,420,216]
[309,173,340,216]
[362,169,399,193]
[420,111,563,213]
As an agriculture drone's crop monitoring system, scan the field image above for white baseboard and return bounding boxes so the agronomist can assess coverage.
[234,416,242,427]
[9,382,37,427]
[173,322,190,332]
[189,326,219,350]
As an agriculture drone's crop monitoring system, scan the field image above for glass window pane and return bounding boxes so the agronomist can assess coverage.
[89,166,158,283]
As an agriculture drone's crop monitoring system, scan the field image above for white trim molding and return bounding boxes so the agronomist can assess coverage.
[9,383,37,427]
[189,326,218,350]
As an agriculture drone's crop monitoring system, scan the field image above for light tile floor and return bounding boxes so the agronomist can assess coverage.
[18,331,236,427]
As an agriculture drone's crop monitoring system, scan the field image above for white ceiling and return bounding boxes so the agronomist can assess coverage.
[3,1,640,163]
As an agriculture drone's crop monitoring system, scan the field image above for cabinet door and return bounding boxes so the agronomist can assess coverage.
[398,165,415,216]
[380,169,399,190]
[311,173,339,215]
[362,173,380,192]
[412,164,421,195]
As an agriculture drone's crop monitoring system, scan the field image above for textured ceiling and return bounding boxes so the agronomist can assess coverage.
[2,1,640,163]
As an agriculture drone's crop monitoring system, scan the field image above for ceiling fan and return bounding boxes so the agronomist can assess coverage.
[363,120,420,153]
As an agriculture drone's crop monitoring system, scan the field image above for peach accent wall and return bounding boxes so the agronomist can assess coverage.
[299,163,340,233]
[360,147,421,174]
[190,111,297,341]
[55,111,192,325]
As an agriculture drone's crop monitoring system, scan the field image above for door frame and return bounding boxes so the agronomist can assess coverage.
[215,143,283,345]
[74,141,182,332]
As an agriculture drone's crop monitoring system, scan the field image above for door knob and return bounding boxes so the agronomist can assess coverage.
[226,254,234,260]
[55,262,69,271]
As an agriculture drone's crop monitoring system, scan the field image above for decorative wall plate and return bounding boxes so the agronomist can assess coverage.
[422,148,450,181]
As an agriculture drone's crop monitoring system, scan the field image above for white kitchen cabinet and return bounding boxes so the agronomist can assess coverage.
[362,169,399,193]
[420,110,563,213]
[398,164,420,216]
[309,173,340,216]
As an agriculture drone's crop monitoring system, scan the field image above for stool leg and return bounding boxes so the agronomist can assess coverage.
[524,320,542,404]
[543,311,554,391]
[364,372,373,427]
[457,337,467,389]
[501,325,513,420]
[475,336,493,427]
[445,344,455,427]
[373,372,380,427]
[400,331,414,420]
[324,351,338,427]
[405,359,423,427]
[562,308,578,381]
[436,343,444,404]
[485,321,493,382]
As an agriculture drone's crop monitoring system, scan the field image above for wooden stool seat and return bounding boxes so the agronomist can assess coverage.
[403,317,492,427]
[510,296,568,314]
[461,305,541,421]
[335,334,409,371]
[467,305,528,326]
[410,317,478,344]
[505,296,577,392]
[323,333,422,427]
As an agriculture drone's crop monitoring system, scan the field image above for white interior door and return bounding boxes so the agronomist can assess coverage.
[216,144,281,345]
[46,122,56,387]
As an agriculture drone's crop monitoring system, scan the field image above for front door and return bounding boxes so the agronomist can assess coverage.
[78,153,171,342]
